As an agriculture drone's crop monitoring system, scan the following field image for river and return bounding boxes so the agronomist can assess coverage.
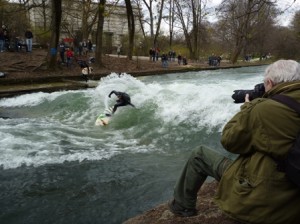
[0,65,266,224]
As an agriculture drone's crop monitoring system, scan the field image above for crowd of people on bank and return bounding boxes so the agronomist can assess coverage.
[208,55,222,66]
[56,37,93,58]
[56,38,95,67]
[149,48,189,68]
[0,25,33,53]
[1,24,226,69]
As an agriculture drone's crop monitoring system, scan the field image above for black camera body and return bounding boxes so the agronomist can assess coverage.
[232,83,265,103]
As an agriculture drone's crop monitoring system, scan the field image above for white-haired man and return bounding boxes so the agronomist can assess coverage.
[168,60,300,223]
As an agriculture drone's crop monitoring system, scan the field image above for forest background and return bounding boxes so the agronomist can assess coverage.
[0,0,300,72]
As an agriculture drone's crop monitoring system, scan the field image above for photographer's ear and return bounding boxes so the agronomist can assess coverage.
[264,78,274,92]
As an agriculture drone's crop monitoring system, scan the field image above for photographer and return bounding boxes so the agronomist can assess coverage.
[168,60,300,223]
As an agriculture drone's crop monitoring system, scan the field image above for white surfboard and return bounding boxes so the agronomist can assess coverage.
[95,107,113,126]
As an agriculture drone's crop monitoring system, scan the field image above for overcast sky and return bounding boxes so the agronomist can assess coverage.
[206,0,300,26]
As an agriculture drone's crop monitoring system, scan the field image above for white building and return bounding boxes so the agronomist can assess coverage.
[27,0,142,52]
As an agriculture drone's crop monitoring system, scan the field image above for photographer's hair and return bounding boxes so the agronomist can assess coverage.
[264,60,300,85]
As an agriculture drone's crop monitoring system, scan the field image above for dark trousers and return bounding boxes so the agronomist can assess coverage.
[173,145,233,209]
[112,101,128,113]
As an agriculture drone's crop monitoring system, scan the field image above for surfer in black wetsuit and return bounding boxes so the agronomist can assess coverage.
[108,90,135,114]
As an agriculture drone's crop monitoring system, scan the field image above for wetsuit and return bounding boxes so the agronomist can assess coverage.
[108,90,135,114]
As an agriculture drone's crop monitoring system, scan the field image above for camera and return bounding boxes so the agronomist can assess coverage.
[232,83,265,103]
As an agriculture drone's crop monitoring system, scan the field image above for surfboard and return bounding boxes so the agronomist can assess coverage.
[95,107,113,126]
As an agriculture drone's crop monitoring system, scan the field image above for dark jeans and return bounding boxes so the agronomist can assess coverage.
[173,145,233,209]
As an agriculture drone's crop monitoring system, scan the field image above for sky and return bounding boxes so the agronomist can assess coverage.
[206,0,300,26]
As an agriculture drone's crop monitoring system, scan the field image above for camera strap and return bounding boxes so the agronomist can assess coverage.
[271,94,300,187]
[271,94,300,114]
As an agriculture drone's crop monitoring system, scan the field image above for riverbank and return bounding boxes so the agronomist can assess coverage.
[0,49,269,98]
[124,181,241,224]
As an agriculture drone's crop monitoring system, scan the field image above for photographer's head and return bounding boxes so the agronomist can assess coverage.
[264,60,300,92]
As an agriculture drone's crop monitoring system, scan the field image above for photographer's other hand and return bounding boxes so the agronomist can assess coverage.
[245,93,250,103]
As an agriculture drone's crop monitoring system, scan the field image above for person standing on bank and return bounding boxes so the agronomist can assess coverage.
[25,28,33,52]
[58,39,66,64]
[117,44,122,57]
[0,27,5,52]
[168,59,300,223]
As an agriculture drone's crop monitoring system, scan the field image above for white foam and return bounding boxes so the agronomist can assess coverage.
[0,69,266,169]
[0,90,81,107]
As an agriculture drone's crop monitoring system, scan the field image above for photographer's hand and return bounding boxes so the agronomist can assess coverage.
[245,94,250,103]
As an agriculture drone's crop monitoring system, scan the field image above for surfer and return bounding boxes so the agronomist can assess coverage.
[108,90,135,114]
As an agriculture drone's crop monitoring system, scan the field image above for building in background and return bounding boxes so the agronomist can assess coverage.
[26,0,142,53]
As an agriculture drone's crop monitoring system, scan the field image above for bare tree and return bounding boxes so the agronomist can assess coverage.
[167,0,175,49]
[137,0,165,47]
[47,0,62,70]
[250,4,276,60]
[271,26,299,59]
[153,0,165,47]
[174,0,208,60]
[124,0,135,59]
[59,0,98,41]
[141,0,155,39]
[81,0,98,40]
[217,0,276,63]
[133,0,146,39]
[292,10,300,40]
[95,0,106,66]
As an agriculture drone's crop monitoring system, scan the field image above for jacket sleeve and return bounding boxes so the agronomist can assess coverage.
[221,102,255,155]
[109,91,116,98]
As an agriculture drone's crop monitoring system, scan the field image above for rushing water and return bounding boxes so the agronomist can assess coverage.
[0,66,266,224]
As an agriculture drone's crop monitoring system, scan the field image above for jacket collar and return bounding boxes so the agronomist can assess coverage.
[264,81,300,98]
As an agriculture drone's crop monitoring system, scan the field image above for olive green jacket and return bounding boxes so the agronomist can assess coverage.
[214,81,300,224]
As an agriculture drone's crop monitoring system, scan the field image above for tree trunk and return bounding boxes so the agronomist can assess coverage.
[230,0,253,63]
[82,0,93,40]
[95,0,106,66]
[125,0,135,60]
[153,0,165,47]
[47,0,62,70]
[231,43,243,63]
[168,0,175,49]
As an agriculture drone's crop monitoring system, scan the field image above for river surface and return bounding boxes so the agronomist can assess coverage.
[0,65,266,224]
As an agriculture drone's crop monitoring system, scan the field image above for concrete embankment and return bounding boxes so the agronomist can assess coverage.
[0,63,268,98]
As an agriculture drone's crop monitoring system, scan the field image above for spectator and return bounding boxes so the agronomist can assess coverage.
[172,50,176,62]
[82,40,88,56]
[11,30,19,52]
[208,55,221,66]
[88,39,93,53]
[66,47,74,67]
[182,56,187,65]
[177,53,182,65]
[78,42,83,56]
[217,56,222,66]
[73,36,80,55]
[155,48,160,61]
[2,25,9,51]
[25,28,33,52]
[161,53,168,68]
[152,48,156,62]
[168,60,300,223]
[58,39,66,64]
[0,26,5,52]
[149,48,153,61]
[117,44,122,57]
